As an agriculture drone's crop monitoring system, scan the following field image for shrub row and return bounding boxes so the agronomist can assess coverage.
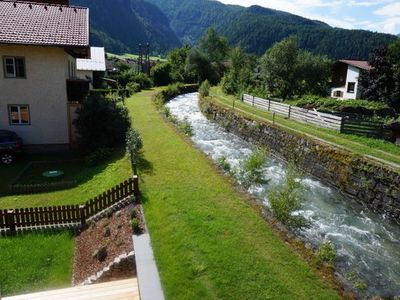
[90,89,131,99]
[154,83,199,108]
[284,95,397,117]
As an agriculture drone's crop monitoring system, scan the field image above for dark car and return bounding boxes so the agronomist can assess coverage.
[0,130,23,164]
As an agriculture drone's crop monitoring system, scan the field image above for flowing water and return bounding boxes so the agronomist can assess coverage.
[166,93,400,298]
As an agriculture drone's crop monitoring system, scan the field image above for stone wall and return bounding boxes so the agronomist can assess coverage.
[81,251,136,285]
[200,98,400,221]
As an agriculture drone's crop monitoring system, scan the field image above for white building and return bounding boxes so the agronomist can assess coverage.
[77,47,106,89]
[330,60,371,100]
[0,0,90,151]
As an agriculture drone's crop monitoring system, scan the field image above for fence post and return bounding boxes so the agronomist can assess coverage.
[79,205,86,227]
[288,105,291,119]
[133,175,139,198]
[6,210,16,234]
[268,99,271,111]
[252,95,255,107]
[340,117,345,133]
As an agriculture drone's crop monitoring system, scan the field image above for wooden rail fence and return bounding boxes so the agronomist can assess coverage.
[243,94,343,131]
[0,176,139,234]
[341,117,391,140]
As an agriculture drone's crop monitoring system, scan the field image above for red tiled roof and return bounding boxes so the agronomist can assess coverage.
[0,0,89,47]
[339,60,372,71]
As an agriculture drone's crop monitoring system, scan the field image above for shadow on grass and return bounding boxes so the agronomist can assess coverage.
[0,148,127,197]
[137,154,154,175]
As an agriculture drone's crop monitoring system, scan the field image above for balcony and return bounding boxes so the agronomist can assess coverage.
[67,79,90,103]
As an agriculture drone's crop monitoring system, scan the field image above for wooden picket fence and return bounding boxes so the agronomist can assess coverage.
[243,94,343,131]
[0,176,139,234]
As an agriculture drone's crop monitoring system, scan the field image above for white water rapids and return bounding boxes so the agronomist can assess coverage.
[166,93,400,298]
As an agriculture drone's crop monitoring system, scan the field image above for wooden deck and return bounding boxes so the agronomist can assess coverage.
[3,278,140,300]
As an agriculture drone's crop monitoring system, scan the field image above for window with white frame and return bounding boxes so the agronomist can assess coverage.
[8,105,30,125]
[3,57,26,78]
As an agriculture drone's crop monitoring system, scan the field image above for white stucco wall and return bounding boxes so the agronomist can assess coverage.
[0,44,71,145]
[331,65,361,100]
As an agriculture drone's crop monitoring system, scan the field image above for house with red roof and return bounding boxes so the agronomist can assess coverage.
[0,0,90,151]
[330,59,371,100]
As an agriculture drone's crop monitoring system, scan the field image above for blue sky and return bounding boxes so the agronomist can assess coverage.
[217,0,400,35]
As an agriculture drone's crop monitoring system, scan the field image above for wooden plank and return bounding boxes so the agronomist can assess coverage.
[3,278,139,300]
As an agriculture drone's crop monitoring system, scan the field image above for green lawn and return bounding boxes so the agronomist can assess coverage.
[211,87,400,168]
[0,150,131,209]
[0,231,74,297]
[126,89,340,299]
[14,160,82,185]
[107,52,166,62]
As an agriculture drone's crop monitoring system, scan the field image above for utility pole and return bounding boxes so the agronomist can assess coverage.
[138,43,143,73]
[146,43,150,76]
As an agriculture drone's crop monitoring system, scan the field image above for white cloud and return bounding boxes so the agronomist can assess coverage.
[374,2,400,17]
[374,2,400,34]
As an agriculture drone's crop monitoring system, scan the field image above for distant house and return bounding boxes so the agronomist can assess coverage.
[77,47,107,89]
[330,60,371,100]
[0,0,90,151]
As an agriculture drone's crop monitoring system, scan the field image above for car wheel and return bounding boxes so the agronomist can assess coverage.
[1,153,14,165]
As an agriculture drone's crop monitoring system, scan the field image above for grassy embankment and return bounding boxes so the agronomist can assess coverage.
[126,89,340,299]
[211,87,400,167]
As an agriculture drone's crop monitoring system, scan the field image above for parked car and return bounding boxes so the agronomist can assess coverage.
[0,130,23,164]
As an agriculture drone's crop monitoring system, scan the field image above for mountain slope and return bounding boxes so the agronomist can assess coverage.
[147,0,397,59]
[72,0,181,54]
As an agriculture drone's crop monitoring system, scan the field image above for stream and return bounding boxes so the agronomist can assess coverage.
[166,93,400,298]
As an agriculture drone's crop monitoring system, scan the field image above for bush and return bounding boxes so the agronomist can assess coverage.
[178,117,194,136]
[268,162,309,229]
[132,72,154,90]
[74,93,131,152]
[239,148,268,189]
[199,80,211,98]
[151,62,173,86]
[126,82,141,94]
[113,69,154,90]
[346,272,367,291]
[154,82,185,108]
[285,94,394,117]
[126,128,143,174]
[163,106,171,118]
[217,156,231,173]
[90,89,130,99]
[85,148,113,166]
[131,218,141,234]
[315,240,336,267]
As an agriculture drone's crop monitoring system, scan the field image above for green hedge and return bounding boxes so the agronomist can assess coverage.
[90,89,131,98]
[154,83,199,108]
[284,95,397,117]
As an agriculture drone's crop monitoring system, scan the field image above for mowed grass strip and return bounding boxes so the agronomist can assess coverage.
[0,231,74,297]
[211,87,400,167]
[126,89,339,299]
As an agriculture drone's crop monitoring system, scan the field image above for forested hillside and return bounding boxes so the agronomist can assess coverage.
[147,0,397,59]
[71,0,180,54]
[73,0,398,59]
